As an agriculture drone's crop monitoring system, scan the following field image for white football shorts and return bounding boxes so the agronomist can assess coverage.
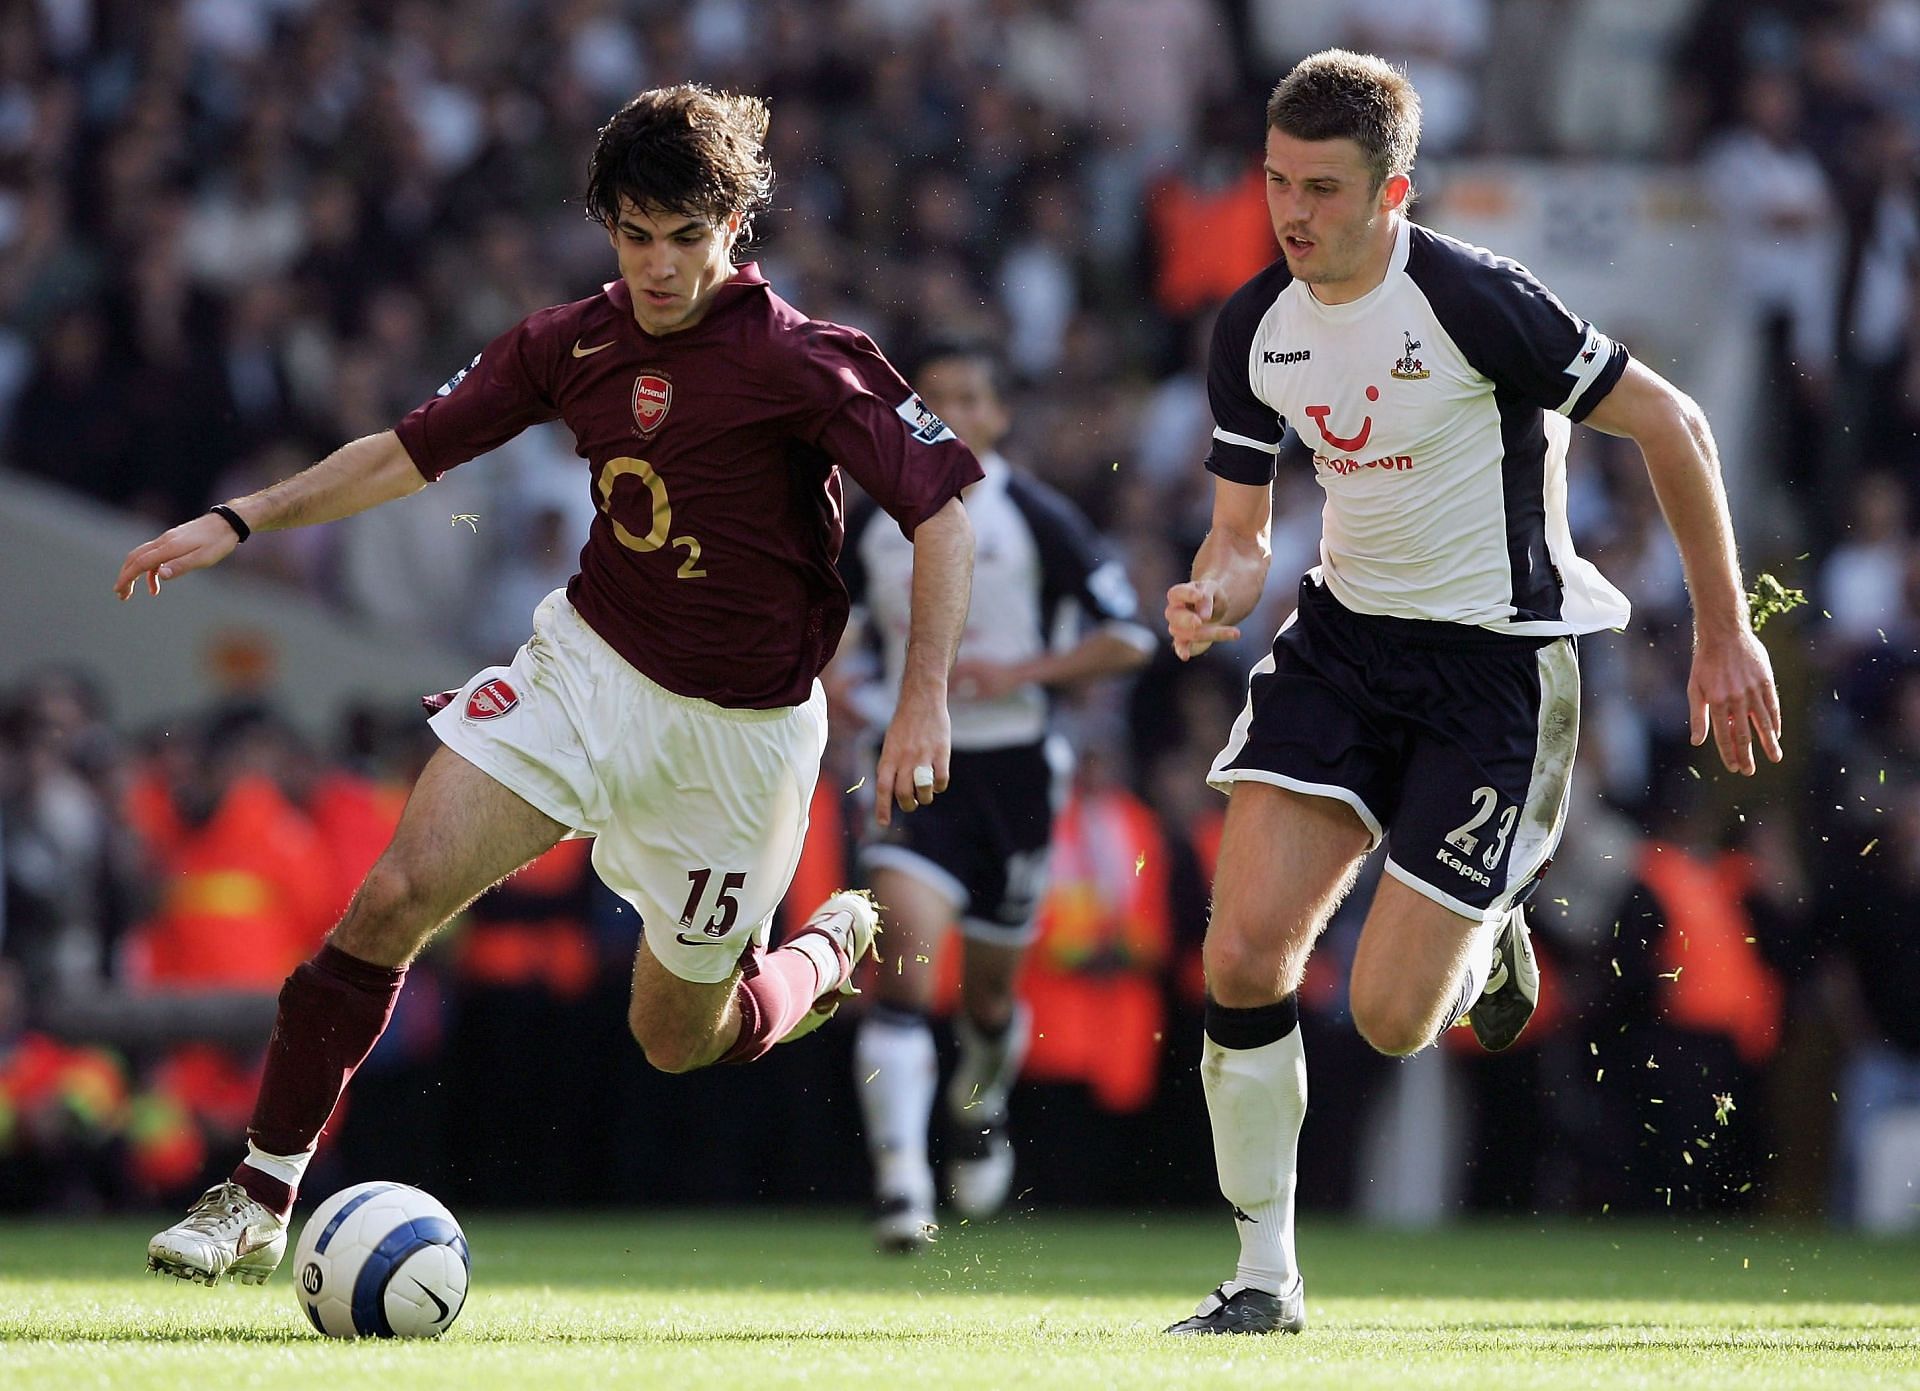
[429,589,828,984]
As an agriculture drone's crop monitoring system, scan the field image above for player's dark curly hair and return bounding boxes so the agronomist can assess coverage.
[585,85,774,238]
[1266,50,1420,191]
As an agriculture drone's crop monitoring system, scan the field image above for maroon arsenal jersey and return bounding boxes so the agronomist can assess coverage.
[394,264,982,709]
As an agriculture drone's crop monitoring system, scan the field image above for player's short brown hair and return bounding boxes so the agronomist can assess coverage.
[585,84,774,231]
[1266,50,1420,191]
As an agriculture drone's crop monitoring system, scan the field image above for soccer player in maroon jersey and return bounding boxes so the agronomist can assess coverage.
[115,85,982,1286]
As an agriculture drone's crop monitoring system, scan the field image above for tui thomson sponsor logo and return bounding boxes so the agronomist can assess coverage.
[632,373,672,436]
[1317,451,1414,476]
[465,678,519,720]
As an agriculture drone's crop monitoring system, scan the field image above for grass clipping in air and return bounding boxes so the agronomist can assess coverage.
[1747,573,1806,633]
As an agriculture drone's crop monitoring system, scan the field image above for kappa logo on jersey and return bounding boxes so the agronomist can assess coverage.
[1263,348,1311,365]
[1389,331,1430,381]
[465,678,519,720]
[436,353,482,397]
[632,373,672,435]
[895,393,957,445]
[1304,385,1379,453]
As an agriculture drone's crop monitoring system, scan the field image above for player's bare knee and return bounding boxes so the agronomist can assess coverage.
[958,955,1020,1030]
[1203,929,1283,1008]
[331,861,437,962]
[1349,988,1432,1057]
[959,982,1016,1034]
[626,1006,706,1074]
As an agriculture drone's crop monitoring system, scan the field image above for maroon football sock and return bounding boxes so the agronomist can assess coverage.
[231,943,406,1215]
[718,940,837,1065]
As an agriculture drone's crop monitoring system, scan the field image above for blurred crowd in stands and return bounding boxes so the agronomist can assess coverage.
[2,0,1919,1228]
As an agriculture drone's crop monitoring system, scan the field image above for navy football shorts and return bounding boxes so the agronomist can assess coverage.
[1210,574,1580,921]
[860,738,1068,946]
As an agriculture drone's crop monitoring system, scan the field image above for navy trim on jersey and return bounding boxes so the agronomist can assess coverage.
[1205,258,1293,486]
[1403,227,1628,422]
[1005,470,1143,637]
[1405,227,1627,626]
[1494,391,1562,622]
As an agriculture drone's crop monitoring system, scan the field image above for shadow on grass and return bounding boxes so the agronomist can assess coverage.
[9,1322,1915,1355]
[5,1213,1919,1308]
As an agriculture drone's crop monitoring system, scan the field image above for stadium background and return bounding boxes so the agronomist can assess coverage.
[0,0,1915,1236]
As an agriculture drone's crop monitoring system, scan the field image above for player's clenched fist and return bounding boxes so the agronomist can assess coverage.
[873,691,950,828]
[112,513,240,600]
[1165,579,1240,661]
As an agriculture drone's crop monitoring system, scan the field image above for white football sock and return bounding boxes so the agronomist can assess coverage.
[854,1008,937,1207]
[947,1002,1030,1128]
[242,1140,315,1189]
[1440,909,1505,1034]
[787,932,844,997]
[1464,909,1504,1000]
[1202,1024,1306,1297]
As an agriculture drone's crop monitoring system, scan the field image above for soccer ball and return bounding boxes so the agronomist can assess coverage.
[291,1181,470,1338]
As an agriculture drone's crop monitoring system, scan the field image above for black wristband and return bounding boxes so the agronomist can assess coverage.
[209,504,251,542]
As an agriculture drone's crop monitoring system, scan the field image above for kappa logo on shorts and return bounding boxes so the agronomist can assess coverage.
[465,678,520,720]
[632,373,672,435]
[1435,846,1493,888]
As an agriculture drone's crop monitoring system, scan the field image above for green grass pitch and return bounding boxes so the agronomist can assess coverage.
[3,1211,1918,1389]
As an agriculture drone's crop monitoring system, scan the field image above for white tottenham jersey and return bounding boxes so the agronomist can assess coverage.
[1208,217,1633,636]
[844,453,1154,749]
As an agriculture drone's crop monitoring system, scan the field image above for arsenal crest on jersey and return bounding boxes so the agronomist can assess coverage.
[465,678,519,720]
[632,373,672,436]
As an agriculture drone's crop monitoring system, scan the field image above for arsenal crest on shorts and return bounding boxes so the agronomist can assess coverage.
[465,678,519,720]
[632,373,672,436]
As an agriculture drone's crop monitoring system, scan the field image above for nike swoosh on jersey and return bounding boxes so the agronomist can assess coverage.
[674,931,730,946]
[572,339,613,357]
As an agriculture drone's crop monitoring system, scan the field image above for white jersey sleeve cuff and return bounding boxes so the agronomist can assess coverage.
[1211,426,1281,455]
[1555,327,1619,416]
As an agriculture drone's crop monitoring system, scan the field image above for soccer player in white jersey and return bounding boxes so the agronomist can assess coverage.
[838,341,1155,1251]
[1162,51,1783,1334]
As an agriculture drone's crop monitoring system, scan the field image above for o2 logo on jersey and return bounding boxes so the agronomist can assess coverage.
[632,373,673,436]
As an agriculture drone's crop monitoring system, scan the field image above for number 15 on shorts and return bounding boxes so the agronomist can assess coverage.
[679,867,746,940]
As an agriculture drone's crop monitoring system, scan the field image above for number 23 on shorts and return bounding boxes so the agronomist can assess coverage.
[1444,785,1516,872]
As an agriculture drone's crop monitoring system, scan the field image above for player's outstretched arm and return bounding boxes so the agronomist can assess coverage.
[1582,360,1783,776]
[112,431,427,601]
[875,496,973,827]
[1166,476,1272,661]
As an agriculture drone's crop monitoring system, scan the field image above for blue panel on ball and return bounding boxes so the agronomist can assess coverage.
[349,1216,462,1338]
[312,1183,397,1255]
[301,1299,327,1335]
